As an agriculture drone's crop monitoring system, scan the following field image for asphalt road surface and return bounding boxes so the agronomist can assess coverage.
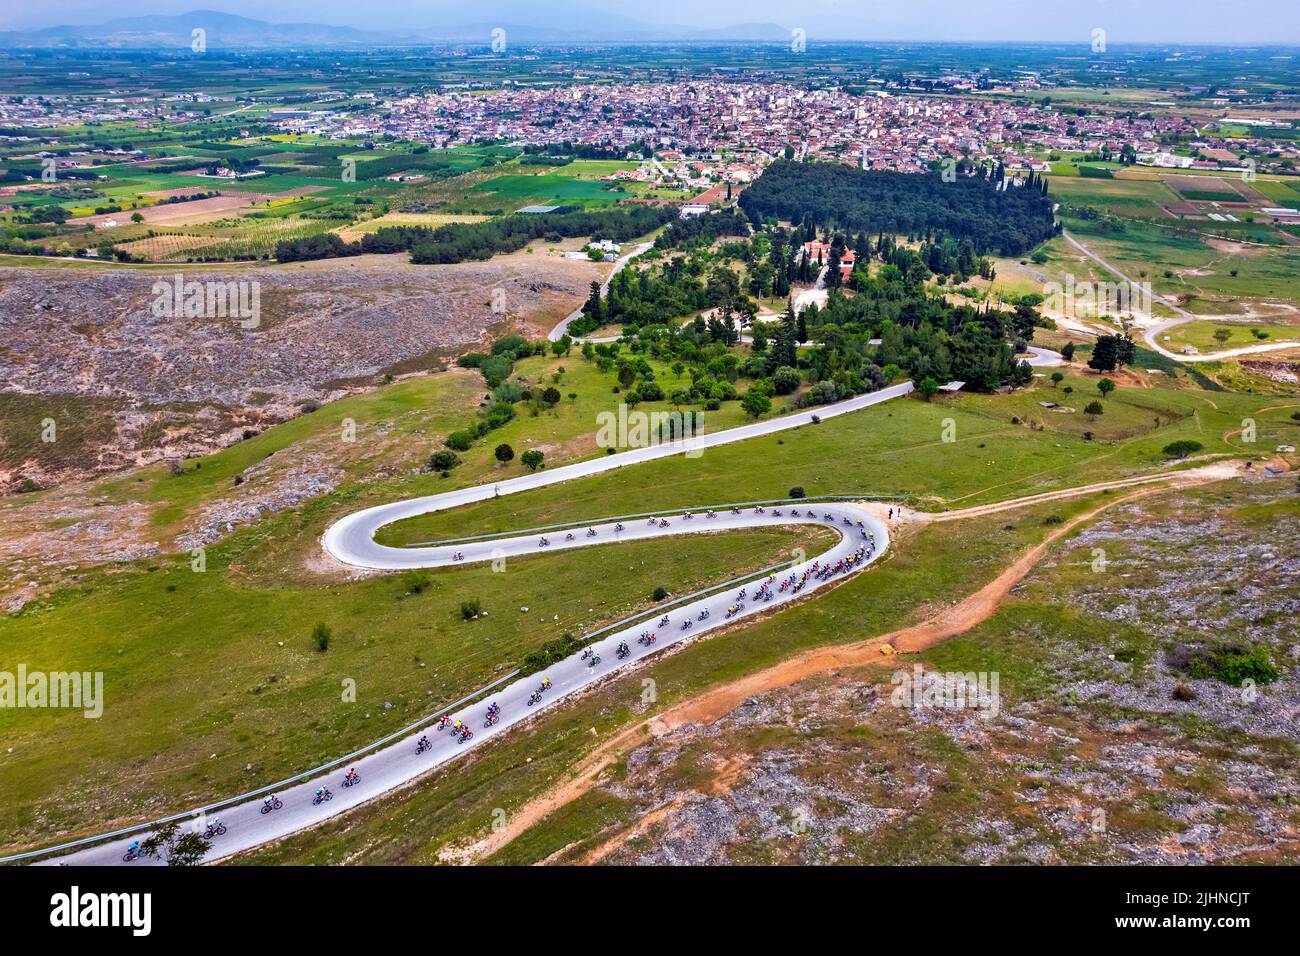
[40,504,887,866]
[27,347,1061,866]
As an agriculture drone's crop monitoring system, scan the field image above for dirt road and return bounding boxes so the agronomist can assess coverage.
[448,461,1249,864]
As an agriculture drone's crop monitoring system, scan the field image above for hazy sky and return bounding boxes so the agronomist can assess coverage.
[4,0,1299,44]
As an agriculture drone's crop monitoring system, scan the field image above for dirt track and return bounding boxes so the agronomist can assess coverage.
[451,462,1248,864]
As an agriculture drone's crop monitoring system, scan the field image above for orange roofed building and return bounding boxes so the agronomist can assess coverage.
[802,240,856,280]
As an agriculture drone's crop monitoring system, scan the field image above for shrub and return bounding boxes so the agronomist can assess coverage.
[1162,439,1203,459]
[788,486,806,499]
[634,381,664,402]
[1182,641,1279,687]
[806,380,843,405]
[520,631,584,675]
[311,622,331,652]
[444,431,474,451]
[771,366,801,395]
[1215,645,1279,687]
[429,450,460,471]
[652,586,669,601]
[460,598,483,621]
[493,381,525,404]
[402,570,432,595]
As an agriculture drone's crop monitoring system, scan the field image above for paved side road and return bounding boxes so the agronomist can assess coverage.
[547,241,654,342]
[326,349,1060,571]
[324,381,916,569]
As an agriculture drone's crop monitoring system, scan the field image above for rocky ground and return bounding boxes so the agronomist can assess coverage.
[0,253,599,489]
[568,479,1300,865]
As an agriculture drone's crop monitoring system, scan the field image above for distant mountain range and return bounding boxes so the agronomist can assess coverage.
[0,9,794,49]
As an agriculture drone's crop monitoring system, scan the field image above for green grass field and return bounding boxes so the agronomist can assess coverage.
[1162,319,1300,353]
[0,520,829,852]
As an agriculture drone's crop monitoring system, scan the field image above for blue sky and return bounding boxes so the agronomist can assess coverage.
[4,1,1299,44]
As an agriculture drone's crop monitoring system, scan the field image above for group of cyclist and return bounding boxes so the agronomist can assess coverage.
[528,676,552,706]
[124,509,886,863]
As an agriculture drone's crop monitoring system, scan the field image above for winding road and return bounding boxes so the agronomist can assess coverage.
[41,504,888,867]
[24,345,1062,866]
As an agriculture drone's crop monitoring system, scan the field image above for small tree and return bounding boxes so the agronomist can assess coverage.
[1050,371,1064,388]
[542,386,562,406]
[312,622,331,652]
[1213,327,1233,346]
[771,366,801,395]
[1084,400,1104,421]
[140,822,211,867]
[917,377,940,402]
[521,450,545,471]
[1097,377,1116,398]
[1162,439,1203,459]
[741,389,772,419]
[494,443,515,465]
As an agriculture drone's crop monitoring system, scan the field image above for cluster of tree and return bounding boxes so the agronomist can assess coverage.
[520,154,574,167]
[522,142,629,160]
[0,166,99,183]
[739,160,1058,257]
[275,206,676,265]
[652,209,750,252]
[1086,333,1137,372]
[572,254,757,336]
[441,336,575,464]
[714,226,804,299]
[801,264,1038,392]
[206,157,260,175]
